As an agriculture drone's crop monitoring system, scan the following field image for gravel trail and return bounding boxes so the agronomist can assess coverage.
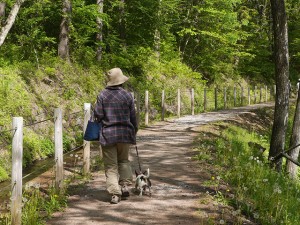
[47,103,273,225]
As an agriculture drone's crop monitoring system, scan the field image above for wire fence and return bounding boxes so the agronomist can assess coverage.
[0,106,91,220]
[0,83,285,222]
[136,85,275,126]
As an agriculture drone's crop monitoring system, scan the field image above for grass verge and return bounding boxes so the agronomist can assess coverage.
[195,109,300,225]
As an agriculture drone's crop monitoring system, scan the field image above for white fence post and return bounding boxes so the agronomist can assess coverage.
[83,103,91,175]
[204,88,207,111]
[145,90,149,125]
[191,88,195,115]
[241,87,244,106]
[11,117,23,225]
[161,90,165,121]
[234,85,236,107]
[54,108,64,191]
[136,92,140,126]
[177,89,181,117]
[224,87,227,109]
[248,87,251,105]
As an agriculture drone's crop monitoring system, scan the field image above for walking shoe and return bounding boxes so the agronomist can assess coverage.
[121,185,130,197]
[110,195,120,204]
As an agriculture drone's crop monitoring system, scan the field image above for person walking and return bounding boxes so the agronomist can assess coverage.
[94,68,138,204]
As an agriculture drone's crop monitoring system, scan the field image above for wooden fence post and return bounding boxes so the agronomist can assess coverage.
[161,90,165,121]
[260,87,263,103]
[234,86,237,107]
[145,90,149,125]
[191,88,194,115]
[214,87,218,110]
[136,92,140,126]
[241,87,244,106]
[254,86,257,103]
[11,117,23,225]
[224,87,227,109]
[177,89,181,117]
[83,103,91,175]
[54,108,64,191]
[204,88,207,111]
[265,85,268,102]
[248,87,251,105]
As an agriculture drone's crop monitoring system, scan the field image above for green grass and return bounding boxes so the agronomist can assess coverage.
[196,124,300,225]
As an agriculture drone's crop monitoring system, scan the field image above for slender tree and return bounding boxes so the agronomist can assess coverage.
[154,0,161,59]
[268,0,290,172]
[58,0,71,60]
[96,0,104,61]
[0,2,5,26]
[119,0,125,43]
[0,0,25,47]
[286,87,300,179]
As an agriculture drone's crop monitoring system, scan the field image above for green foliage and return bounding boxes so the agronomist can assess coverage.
[0,68,33,127]
[21,184,67,224]
[0,166,8,182]
[196,123,300,224]
[177,0,248,82]
[125,0,160,47]
[287,0,300,82]
[23,129,54,168]
[1,0,60,63]
[0,213,10,225]
[0,0,298,82]
[43,187,67,216]
[128,54,205,118]
[22,188,44,225]
[236,1,274,83]
[0,60,104,174]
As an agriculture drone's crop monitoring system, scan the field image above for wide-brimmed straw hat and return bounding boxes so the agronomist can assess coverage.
[106,68,129,87]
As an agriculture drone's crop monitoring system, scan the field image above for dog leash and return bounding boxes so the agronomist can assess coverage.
[135,145,142,172]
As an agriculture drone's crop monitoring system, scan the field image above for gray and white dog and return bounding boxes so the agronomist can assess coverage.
[135,168,152,196]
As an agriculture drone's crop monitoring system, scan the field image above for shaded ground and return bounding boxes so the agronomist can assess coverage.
[47,103,273,225]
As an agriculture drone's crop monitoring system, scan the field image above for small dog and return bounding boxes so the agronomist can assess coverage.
[135,168,152,196]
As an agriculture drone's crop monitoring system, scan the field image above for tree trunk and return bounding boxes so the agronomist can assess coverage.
[58,0,71,60]
[96,0,104,62]
[0,2,5,26]
[268,0,290,172]
[119,0,125,42]
[0,0,24,47]
[154,0,161,59]
[286,88,300,179]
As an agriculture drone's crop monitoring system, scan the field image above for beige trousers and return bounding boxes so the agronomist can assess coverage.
[102,143,133,196]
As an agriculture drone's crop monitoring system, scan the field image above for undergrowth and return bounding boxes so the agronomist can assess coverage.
[196,120,300,225]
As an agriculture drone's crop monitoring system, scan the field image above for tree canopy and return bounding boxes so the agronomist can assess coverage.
[0,0,299,84]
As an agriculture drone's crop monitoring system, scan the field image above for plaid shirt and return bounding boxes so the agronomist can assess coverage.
[94,86,138,146]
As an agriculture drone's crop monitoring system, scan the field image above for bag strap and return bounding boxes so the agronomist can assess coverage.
[91,100,100,122]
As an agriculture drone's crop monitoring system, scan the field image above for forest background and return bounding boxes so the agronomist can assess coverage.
[0,0,299,181]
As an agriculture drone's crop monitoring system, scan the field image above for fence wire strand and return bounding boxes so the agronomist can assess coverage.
[24,117,53,128]
[63,144,84,156]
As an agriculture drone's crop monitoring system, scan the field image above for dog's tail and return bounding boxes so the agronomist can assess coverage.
[145,168,150,178]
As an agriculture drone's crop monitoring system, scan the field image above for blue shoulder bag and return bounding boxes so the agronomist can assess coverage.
[83,107,101,141]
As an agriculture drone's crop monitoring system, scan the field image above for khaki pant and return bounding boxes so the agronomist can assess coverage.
[102,143,133,195]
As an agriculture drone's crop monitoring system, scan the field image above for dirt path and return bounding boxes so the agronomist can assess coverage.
[47,103,273,225]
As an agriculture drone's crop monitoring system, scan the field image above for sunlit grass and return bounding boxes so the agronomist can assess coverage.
[196,124,300,225]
